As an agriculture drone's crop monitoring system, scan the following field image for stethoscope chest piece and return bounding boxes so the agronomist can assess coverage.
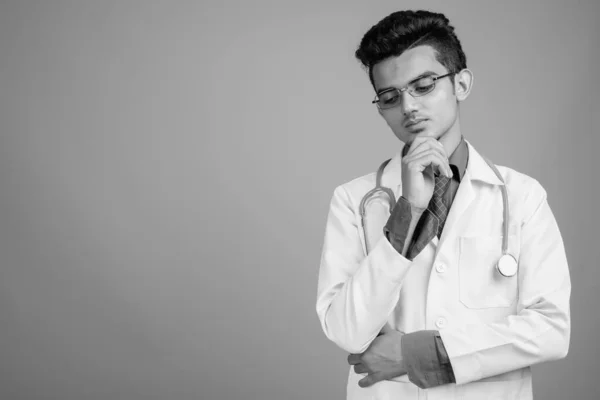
[496,254,518,277]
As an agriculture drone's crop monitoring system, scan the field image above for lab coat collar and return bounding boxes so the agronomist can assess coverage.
[381,148,404,196]
[464,140,505,186]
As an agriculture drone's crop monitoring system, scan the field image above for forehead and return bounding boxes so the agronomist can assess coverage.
[372,45,447,91]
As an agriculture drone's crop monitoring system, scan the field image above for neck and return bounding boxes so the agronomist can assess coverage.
[438,115,463,157]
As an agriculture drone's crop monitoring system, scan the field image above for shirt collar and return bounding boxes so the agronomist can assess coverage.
[448,136,468,182]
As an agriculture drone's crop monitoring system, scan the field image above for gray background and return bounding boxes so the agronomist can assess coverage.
[0,1,598,399]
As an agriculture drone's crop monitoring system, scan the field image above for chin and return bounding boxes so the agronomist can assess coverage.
[398,129,436,143]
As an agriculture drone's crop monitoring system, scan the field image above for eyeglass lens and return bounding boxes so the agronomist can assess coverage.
[377,76,437,109]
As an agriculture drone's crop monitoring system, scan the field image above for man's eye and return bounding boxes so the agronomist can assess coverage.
[413,83,435,94]
[382,95,400,105]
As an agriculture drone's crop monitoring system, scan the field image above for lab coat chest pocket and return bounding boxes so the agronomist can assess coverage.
[459,235,518,309]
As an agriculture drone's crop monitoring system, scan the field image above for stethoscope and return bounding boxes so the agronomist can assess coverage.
[359,156,518,277]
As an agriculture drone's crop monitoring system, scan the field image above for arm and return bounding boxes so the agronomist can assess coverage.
[340,138,468,387]
[384,196,426,256]
[353,204,459,388]
[316,186,418,354]
[439,184,571,384]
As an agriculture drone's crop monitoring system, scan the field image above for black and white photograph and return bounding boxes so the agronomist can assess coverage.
[0,1,598,399]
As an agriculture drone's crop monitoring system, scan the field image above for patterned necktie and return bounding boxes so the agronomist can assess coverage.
[429,174,451,238]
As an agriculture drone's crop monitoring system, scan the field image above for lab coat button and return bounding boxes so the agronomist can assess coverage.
[436,263,447,273]
[435,317,447,329]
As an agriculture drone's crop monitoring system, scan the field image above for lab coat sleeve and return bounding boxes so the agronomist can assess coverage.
[316,185,413,354]
[439,182,571,385]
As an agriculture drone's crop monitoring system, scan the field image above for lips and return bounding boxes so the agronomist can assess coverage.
[405,119,427,128]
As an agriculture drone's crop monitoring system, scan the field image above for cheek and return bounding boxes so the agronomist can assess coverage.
[381,109,404,128]
[430,91,457,122]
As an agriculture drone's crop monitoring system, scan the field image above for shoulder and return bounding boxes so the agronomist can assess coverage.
[329,171,378,211]
[495,164,548,222]
[495,164,546,199]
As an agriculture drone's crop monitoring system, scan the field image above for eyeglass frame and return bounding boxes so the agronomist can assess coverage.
[371,72,456,110]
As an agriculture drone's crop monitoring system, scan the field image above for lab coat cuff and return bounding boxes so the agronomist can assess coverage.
[438,330,484,385]
[370,230,414,282]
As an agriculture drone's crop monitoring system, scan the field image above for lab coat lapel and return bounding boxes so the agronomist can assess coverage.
[437,141,505,250]
[437,167,475,250]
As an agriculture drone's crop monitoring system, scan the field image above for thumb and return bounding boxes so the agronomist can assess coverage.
[358,372,385,388]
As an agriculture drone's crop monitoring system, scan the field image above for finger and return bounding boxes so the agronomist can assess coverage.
[405,138,446,162]
[404,148,449,174]
[405,137,444,157]
[358,372,385,388]
[353,363,369,374]
[404,136,433,157]
[406,155,452,179]
[412,154,452,178]
[403,144,447,167]
[404,142,448,176]
[347,353,362,365]
[405,152,453,178]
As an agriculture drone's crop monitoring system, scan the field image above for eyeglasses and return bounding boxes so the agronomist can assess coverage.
[372,72,455,110]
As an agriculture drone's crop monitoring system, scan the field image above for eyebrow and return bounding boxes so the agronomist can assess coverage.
[376,70,438,95]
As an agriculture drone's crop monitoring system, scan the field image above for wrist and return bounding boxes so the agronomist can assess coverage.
[401,196,427,214]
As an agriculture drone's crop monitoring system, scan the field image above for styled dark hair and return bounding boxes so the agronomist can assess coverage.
[355,10,467,88]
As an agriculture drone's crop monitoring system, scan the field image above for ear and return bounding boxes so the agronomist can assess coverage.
[454,68,474,102]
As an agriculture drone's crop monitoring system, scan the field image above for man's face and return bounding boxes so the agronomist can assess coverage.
[372,45,460,145]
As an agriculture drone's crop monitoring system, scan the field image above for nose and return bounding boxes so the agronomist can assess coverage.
[400,90,419,115]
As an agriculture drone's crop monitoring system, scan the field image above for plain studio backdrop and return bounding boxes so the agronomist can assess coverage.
[0,1,598,399]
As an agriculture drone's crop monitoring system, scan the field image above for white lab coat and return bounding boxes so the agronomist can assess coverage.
[316,141,570,400]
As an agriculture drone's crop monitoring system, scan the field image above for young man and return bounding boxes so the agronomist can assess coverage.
[316,10,570,400]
